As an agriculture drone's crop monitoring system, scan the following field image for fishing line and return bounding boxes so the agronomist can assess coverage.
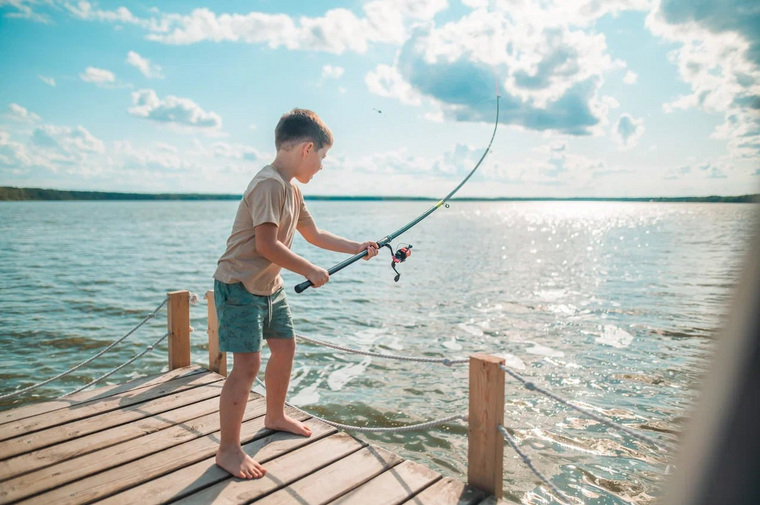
[295,90,501,294]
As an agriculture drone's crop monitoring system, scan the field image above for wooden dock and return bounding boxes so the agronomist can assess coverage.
[0,365,508,505]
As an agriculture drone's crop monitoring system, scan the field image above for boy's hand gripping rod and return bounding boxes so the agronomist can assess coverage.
[295,95,500,294]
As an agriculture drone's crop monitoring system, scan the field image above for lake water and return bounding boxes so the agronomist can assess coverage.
[0,200,756,504]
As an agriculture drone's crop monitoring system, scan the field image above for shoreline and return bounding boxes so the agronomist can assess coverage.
[1,186,758,203]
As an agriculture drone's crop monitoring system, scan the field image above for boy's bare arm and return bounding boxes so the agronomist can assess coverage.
[255,223,329,287]
[297,221,378,258]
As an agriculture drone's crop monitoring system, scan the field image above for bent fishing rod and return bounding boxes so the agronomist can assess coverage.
[295,95,500,294]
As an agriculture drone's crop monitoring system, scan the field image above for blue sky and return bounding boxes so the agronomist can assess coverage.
[0,0,758,197]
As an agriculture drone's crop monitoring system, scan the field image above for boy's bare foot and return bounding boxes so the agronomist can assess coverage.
[265,414,313,437]
[215,446,266,479]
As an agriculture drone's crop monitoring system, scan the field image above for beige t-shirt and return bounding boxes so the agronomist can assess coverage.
[214,165,315,295]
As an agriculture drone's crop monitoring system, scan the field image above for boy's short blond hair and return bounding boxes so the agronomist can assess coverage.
[275,108,333,151]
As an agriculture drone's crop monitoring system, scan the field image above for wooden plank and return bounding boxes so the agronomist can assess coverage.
[0,392,225,480]
[206,290,227,376]
[172,434,376,505]
[402,477,487,505]
[249,444,403,505]
[467,353,505,498]
[0,369,219,443]
[0,379,223,462]
[95,417,335,505]
[168,290,191,370]
[27,408,319,505]
[0,396,266,504]
[329,459,442,505]
[0,365,205,425]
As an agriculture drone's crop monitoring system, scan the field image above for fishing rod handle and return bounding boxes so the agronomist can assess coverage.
[294,237,391,293]
[294,248,371,293]
[294,279,312,294]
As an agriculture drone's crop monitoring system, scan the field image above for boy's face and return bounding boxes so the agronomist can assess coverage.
[296,143,330,184]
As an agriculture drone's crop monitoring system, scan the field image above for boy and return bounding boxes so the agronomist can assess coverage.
[213,108,378,479]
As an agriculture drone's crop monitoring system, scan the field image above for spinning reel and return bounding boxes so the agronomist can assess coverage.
[381,243,413,282]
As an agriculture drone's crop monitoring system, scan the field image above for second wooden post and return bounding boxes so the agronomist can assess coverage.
[205,290,227,376]
[467,353,506,499]
[167,290,191,370]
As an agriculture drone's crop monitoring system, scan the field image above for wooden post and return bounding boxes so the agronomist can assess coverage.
[467,353,506,499]
[167,290,191,370]
[205,290,227,377]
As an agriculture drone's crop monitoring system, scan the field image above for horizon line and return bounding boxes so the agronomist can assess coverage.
[0,186,758,203]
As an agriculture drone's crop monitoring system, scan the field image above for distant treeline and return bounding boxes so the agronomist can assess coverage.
[1,186,758,203]
[0,187,240,201]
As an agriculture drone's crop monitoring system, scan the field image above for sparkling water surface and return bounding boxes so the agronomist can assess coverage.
[0,200,756,504]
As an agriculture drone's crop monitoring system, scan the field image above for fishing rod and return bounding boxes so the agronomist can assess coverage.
[295,94,501,294]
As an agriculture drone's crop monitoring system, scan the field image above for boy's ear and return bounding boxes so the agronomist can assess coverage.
[300,141,314,158]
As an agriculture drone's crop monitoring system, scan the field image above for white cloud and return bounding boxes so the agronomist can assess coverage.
[0,0,51,23]
[387,13,617,134]
[365,64,423,105]
[210,141,263,162]
[347,142,494,180]
[32,124,105,154]
[350,147,430,176]
[322,65,344,79]
[664,164,691,180]
[623,70,638,84]
[137,2,447,53]
[614,114,645,149]
[128,89,222,129]
[114,140,188,171]
[663,159,734,181]
[487,141,614,187]
[6,103,41,122]
[38,75,56,86]
[359,1,651,134]
[11,0,450,53]
[0,117,262,189]
[146,9,299,47]
[65,1,147,27]
[0,130,35,169]
[2,123,108,173]
[646,0,760,161]
[126,51,163,79]
[80,67,116,85]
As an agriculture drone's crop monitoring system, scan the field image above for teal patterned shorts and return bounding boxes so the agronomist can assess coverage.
[213,280,295,353]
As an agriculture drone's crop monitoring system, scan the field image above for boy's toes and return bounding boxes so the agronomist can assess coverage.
[216,449,266,480]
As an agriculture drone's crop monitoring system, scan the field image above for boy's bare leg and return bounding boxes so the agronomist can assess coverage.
[216,351,267,479]
[264,338,312,437]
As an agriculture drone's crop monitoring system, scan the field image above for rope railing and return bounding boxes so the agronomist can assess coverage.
[295,333,468,366]
[499,363,669,451]
[293,332,668,449]
[497,424,573,505]
[292,332,668,450]
[254,377,466,433]
[60,332,170,397]
[0,297,169,401]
